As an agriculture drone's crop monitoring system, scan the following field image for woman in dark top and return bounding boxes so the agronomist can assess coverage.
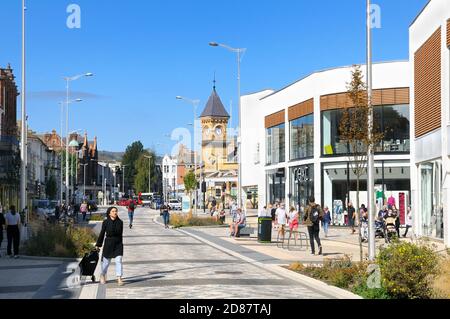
[96,207,124,286]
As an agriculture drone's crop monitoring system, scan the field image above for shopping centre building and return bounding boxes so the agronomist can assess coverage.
[241,61,411,226]
[410,0,450,245]
[241,0,450,247]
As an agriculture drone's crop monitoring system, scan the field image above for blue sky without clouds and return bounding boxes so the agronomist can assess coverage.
[0,0,427,154]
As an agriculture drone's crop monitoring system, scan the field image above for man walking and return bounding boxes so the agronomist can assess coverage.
[348,202,356,234]
[303,196,323,255]
[127,200,136,229]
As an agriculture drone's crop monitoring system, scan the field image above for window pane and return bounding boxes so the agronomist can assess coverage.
[290,114,314,160]
[266,123,285,164]
[382,104,410,153]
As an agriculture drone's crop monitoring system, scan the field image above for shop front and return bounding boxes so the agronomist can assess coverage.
[418,160,444,239]
[266,168,285,205]
[289,164,314,212]
[322,161,411,225]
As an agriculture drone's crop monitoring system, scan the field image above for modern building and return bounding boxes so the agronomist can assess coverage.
[241,61,411,224]
[0,65,19,209]
[410,0,450,246]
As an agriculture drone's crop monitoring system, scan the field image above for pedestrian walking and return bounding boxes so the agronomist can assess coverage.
[322,206,331,238]
[403,206,413,238]
[347,202,356,234]
[127,200,136,229]
[160,203,170,229]
[288,206,299,241]
[0,208,5,257]
[303,196,323,255]
[394,209,401,238]
[80,201,88,222]
[275,203,288,240]
[5,206,21,259]
[96,207,124,286]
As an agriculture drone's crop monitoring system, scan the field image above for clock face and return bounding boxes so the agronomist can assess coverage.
[215,127,223,136]
[204,127,211,137]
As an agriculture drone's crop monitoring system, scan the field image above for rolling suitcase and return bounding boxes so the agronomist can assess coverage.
[79,249,99,282]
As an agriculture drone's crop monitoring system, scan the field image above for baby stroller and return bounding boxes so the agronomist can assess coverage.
[360,218,369,242]
[375,219,385,238]
[384,216,397,243]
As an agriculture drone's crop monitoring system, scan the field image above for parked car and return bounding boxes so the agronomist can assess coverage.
[168,199,182,211]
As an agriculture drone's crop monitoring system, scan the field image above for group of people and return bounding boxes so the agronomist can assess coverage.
[377,205,413,238]
[0,205,21,259]
[264,197,324,255]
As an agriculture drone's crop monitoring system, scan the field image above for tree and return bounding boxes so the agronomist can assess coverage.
[134,150,157,194]
[184,171,197,212]
[339,65,384,262]
[122,141,144,193]
[46,175,57,200]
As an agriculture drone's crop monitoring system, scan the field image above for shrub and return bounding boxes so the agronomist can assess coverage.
[377,241,440,299]
[432,258,450,299]
[23,223,96,258]
[288,262,305,272]
[169,213,223,228]
[352,283,391,299]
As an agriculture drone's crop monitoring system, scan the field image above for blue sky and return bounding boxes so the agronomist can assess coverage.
[0,0,427,154]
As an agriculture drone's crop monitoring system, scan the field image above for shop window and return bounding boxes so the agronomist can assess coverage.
[290,114,314,160]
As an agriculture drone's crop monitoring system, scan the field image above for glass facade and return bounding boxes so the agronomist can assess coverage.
[290,114,314,160]
[289,164,314,212]
[322,104,410,156]
[322,162,411,225]
[420,161,444,239]
[266,124,285,165]
[266,168,285,204]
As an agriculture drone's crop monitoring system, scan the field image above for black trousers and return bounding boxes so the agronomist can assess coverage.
[7,225,20,256]
[307,224,321,253]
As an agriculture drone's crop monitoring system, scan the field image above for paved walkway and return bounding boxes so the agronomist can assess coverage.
[82,207,357,299]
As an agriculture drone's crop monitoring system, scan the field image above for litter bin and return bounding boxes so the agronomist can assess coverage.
[258,217,272,243]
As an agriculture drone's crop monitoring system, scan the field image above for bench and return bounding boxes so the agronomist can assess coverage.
[234,224,257,237]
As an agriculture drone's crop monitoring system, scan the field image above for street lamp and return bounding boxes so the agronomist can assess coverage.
[58,100,82,205]
[209,41,246,209]
[122,164,128,195]
[177,96,200,214]
[63,73,93,206]
[20,0,27,225]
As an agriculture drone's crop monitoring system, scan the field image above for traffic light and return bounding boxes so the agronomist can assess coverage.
[201,181,207,193]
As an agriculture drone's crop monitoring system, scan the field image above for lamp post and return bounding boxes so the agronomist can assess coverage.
[209,42,246,209]
[122,164,128,195]
[63,73,93,207]
[176,96,200,214]
[20,0,27,221]
[367,0,376,261]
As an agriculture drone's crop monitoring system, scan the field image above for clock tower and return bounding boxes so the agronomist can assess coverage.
[200,85,230,171]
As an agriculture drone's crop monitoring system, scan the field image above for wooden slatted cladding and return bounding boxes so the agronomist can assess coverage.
[288,98,314,121]
[265,110,285,129]
[415,27,441,138]
[320,88,410,111]
[447,19,450,48]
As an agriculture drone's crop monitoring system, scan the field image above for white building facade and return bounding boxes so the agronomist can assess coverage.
[242,61,411,225]
[410,0,450,246]
[162,155,177,201]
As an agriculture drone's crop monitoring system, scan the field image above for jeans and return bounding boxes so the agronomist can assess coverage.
[323,222,330,236]
[307,224,321,253]
[128,211,134,225]
[101,256,123,277]
[162,212,170,226]
[7,225,20,256]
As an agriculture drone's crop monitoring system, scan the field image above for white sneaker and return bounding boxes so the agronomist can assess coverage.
[100,274,106,284]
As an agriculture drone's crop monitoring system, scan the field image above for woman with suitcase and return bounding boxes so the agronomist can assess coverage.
[96,206,124,286]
